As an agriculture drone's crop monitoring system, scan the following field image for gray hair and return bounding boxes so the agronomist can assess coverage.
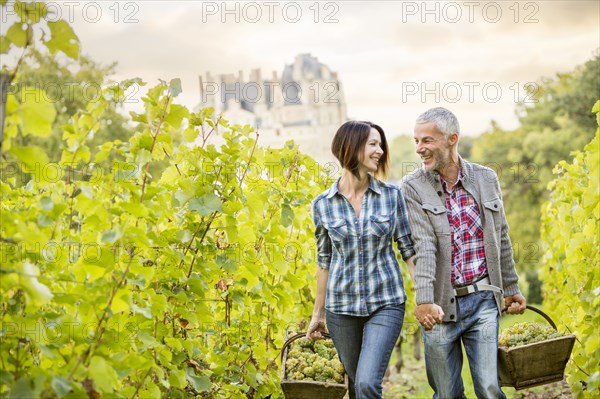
[416,107,460,138]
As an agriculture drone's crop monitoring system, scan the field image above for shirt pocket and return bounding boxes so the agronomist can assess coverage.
[324,219,349,242]
[422,203,450,235]
[369,214,392,238]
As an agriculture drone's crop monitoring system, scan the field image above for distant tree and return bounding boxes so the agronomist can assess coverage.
[517,52,599,133]
[470,53,599,279]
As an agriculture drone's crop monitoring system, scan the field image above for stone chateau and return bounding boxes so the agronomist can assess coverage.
[198,54,347,164]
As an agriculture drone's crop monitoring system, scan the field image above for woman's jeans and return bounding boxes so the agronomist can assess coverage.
[326,304,405,399]
[422,290,506,399]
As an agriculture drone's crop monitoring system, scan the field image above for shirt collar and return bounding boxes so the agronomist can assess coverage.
[439,164,464,191]
[325,174,382,199]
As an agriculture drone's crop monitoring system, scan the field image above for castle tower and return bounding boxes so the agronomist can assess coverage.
[198,54,347,164]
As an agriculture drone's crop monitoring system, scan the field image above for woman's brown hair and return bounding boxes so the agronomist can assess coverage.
[331,120,389,180]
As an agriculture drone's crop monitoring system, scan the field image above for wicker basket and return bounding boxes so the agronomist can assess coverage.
[280,332,348,399]
[498,305,576,390]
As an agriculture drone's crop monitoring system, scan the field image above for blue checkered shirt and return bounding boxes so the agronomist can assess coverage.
[312,176,416,316]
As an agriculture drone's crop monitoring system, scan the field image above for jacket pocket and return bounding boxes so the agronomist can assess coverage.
[421,203,450,235]
[483,198,503,231]
[483,198,502,213]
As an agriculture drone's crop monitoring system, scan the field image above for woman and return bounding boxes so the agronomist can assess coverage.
[306,121,416,399]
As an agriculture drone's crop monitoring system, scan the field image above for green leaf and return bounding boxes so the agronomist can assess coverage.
[10,146,49,169]
[189,192,223,216]
[168,369,187,389]
[88,356,118,393]
[135,148,153,166]
[101,228,122,244]
[18,88,57,137]
[51,376,72,398]
[185,368,211,392]
[40,196,53,211]
[6,23,26,47]
[18,261,53,307]
[0,35,11,53]
[169,78,182,97]
[183,127,198,142]
[45,20,79,59]
[176,229,193,243]
[280,203,294,227]
[164,104,188,129]
[8,377,33,399]
[216,253,238,273]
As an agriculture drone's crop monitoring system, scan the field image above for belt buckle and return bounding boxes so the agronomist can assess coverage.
[454,285,472,297]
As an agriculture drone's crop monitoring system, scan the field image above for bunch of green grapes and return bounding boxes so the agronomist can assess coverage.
[285,337,345,384]
[499,322,566,347]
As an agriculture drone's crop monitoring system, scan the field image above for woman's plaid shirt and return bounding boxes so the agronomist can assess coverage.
[312,176,416,316]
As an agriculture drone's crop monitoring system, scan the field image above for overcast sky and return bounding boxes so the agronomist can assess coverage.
[5,1,600,138]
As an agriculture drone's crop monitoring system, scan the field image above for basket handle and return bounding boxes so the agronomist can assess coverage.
[502,305,557,330]
[280,331,331,362]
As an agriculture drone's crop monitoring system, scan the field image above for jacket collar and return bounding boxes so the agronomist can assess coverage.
[422,156,478,198]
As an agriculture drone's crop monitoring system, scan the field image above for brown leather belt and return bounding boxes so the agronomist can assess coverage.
[453,276,504,297]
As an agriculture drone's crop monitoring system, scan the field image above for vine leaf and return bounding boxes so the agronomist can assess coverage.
[184,368,211,392]
[189,192,223,216]
[45,20,79,59]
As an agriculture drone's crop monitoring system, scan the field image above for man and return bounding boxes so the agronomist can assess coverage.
[400,107,526,399]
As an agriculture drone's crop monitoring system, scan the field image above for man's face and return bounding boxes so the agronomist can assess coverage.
[413,122,452,173]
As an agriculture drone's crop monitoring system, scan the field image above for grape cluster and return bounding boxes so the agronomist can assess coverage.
[285,337,345,384]
[499,322,566,347]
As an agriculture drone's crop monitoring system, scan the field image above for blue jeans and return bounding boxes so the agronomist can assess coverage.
[326,304,405,399]
[422,290,506,399]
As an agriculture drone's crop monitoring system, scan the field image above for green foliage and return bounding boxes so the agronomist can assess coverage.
[1,1,79,60]
[0,76,333,398]
[538,101,600,398]
[388,135,421,181]
[7,48,133,163]
[524,270,543,305]
[518,54,600,134]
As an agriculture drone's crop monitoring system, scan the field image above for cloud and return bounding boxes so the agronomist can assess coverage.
[63,0,598,138]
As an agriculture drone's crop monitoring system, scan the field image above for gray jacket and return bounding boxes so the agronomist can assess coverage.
[400,158,521,322]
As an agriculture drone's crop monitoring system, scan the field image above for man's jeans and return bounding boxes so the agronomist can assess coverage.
[422,290,506,399]
[326,304,405,399]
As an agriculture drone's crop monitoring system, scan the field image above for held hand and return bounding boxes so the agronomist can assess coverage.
[415,303,445,331]
[306,317,326,340]
[504,294,527,315]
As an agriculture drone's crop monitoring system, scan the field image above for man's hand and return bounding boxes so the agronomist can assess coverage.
[306,317,327,340]
[415,303,445,330]
[504,294,526,315]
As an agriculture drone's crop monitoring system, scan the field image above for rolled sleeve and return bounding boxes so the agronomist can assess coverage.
[395,189,416,261]
[312,203,332,269]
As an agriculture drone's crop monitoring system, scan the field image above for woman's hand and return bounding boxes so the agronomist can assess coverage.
[306,316,327,340]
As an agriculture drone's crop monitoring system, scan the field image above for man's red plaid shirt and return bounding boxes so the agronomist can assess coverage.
[441,169,488,288]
